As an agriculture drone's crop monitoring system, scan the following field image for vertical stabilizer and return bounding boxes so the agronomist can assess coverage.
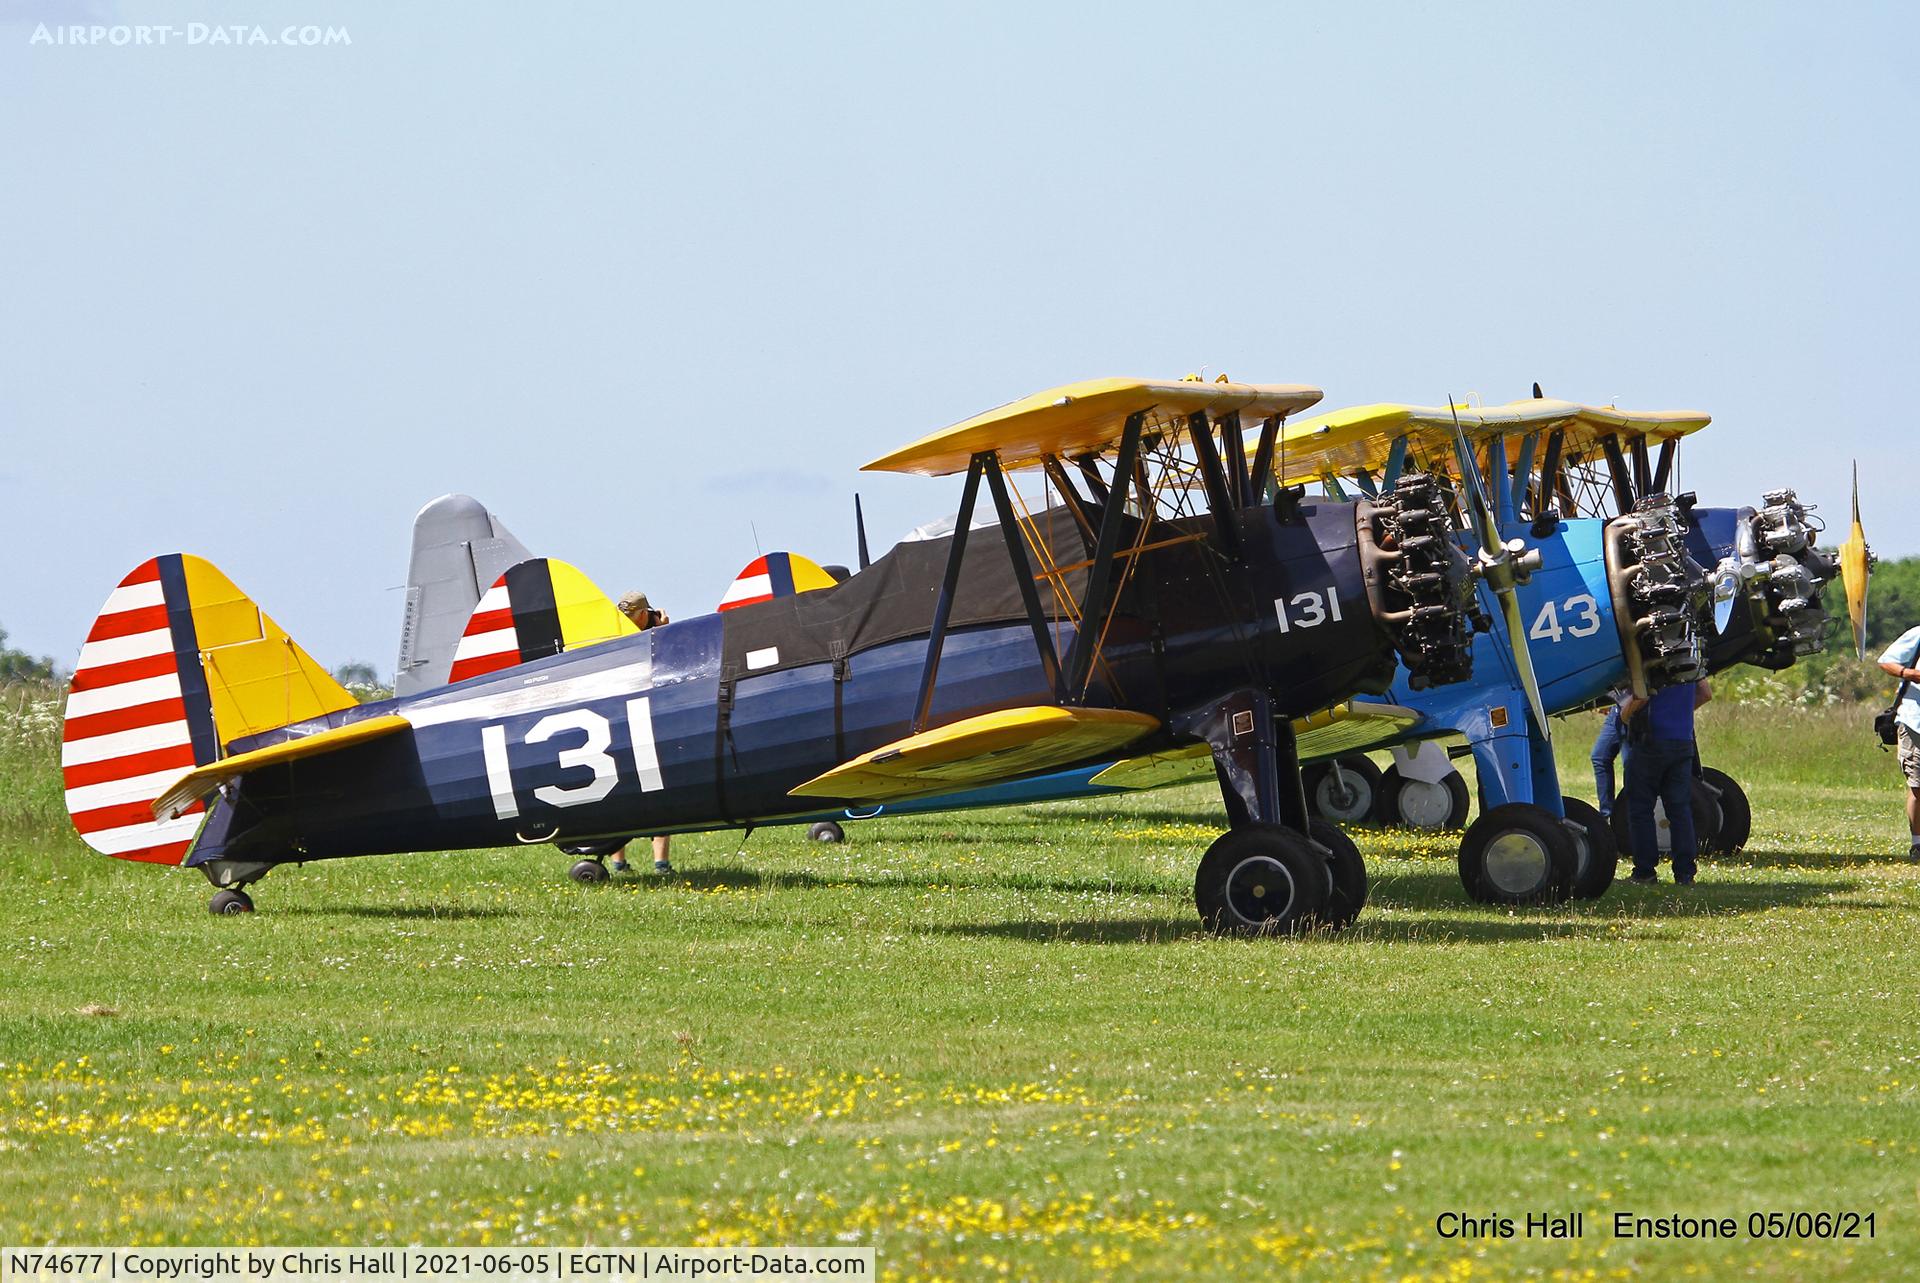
[395,495,532,695]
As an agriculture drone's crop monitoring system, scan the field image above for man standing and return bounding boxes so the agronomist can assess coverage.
[1876,625,1920,860]
[609,591,674,877]
[1620,678,1713,886]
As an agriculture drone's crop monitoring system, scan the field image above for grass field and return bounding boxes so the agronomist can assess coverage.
[2,688,1916,1280]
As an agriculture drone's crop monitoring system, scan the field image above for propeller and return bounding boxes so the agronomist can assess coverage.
[1838,461,1874,659]
[1445,399,1552,742]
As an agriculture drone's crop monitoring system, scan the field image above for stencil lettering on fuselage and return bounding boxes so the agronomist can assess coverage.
[1274,586,1342,632]
[481,697,664,821]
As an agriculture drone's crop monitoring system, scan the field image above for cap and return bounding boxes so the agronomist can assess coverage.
[617,590,651,617]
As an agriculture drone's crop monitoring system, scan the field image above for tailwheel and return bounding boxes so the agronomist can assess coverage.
[1194,824,1330,936]
[1304,756,1382,825]
[1560,796,1617,900]
[1307,818,1368,930]
[1697,767,1751,856]
[1376,765,1471,829]
[208,889,254,916]
[808,820,847,843]
[1458,802,1577,905]
[568,858,611,885]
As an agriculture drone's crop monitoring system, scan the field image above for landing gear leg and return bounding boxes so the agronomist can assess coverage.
[200,859,274,915]
[1177,688,1351,935]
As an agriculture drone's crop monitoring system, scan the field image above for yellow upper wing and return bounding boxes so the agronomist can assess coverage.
[789,705,1161,802]
[867,377,1324,477]
[1269,399,1710,486]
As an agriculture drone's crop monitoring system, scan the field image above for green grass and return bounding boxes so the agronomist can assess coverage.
[2,689,1916,1280]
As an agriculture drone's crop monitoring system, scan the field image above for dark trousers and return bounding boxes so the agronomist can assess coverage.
[1591,707,1625,816]
[1625,737,1697,881]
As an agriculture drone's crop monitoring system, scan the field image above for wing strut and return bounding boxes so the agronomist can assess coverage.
[1509,432,1537,520]
[984,458,1065,700]
[1650,439,1676,495]
[1630,435,1653,499]
[1064,412,1145,700]
[1247,414,1283,499]
[1533,428,1565,518]
[1218,411,1250,506]
[1185,410,1243,560]
[1598,434,1636,513]
[911,454,984,733]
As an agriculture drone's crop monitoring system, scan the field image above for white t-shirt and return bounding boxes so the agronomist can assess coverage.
[1878,626,1920,733]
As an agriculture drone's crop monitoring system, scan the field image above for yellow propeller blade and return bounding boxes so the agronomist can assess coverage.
[1838,461,1872,660]
[1447,400,1552,744]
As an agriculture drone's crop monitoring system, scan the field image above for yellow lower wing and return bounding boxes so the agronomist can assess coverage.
[153,714,412,821]
[789,706,1161,802]
[1087,703,1423,791]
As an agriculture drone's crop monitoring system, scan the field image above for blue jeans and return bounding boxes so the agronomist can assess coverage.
[1591,707,1625,816]
[1625,738,1698,881]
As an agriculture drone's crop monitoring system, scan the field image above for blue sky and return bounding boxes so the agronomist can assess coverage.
[3,1,1914,672]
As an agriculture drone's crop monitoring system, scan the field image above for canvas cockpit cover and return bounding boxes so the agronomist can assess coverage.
[716,505,1096,679]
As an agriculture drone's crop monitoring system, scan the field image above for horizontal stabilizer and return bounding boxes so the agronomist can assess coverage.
[790,706,1160,802]
[152,714,412,821]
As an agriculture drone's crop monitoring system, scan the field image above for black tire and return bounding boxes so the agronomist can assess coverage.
[1609,778,1722,864]
[1307,818,1368,930]
[1304,756,1383,825]
[808,820,846,843]
[568,858,610,885]
[1458,803,1577,905]
[1697,767,1751,856]
[1376,765,1471,829]
[1194,825,1330,936]
[1560,796,1617,900]
[208,889,254,916]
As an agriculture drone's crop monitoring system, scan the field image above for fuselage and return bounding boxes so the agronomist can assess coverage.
[193,497,1419,867]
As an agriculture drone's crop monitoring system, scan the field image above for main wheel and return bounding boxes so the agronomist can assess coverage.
[1458,803,1577,905]
[568,858,610,885]
[1304,756,1383,825]
[209,889,254,915]
[1376,764,1471,829]
[1194,825,1330,936]
[1307,818,1369,930]
[1609,778,1722,863]
[1697,767,1751,856]
[1560,796,1617,900]
[808,820,847,843]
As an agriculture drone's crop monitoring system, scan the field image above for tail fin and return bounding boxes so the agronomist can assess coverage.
[62,554,354,864]
[448,558,638,683]
[395,494,532,696]
[717,552,839,611]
